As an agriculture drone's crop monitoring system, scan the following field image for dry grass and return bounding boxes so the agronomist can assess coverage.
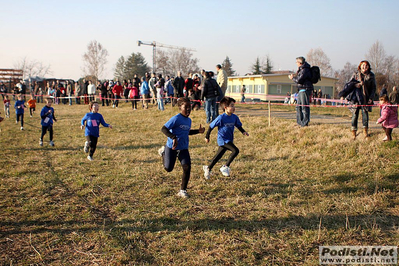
[1,100,398,265]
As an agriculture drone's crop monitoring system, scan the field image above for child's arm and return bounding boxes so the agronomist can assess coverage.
[237,126,249,136]
[80,115,87,129]
[189,124,205,135]
[204,126,214,143]
[99,115,112,128]
[161,125,177,149]
[377,107,388,124]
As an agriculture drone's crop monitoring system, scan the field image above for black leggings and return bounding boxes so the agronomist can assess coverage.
[41,125,53,141]
[30,107,35,116]
[163,146,191,190]
[208,142,239,170]
[383,126,393,141]
[16,113,24,127]
[86,135,98,157]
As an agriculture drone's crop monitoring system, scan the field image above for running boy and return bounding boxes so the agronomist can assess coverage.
[158,97,205,198]
[203,97,249,179]
[81,101,112,161]
[40,98,57,146]
[27,94,37,117]
[14,95,25,130]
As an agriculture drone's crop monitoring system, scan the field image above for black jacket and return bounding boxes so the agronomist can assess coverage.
[201,78,220,100]
[293,62,313,91]
[173,77,185,97]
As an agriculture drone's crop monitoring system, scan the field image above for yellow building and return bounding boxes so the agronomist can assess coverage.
[225,73,338,101]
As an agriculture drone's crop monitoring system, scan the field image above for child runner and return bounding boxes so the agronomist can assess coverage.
[158,97,205,198]
[81,101,112,161]
[27,94,37,117]
[40,98,57,146]
[4,95,10,118]
[377,95,398,141]
[203,97,249,179]
[14,95,25,130]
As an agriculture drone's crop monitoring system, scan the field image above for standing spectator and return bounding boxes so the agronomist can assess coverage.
[156,74,165,111]
[133,74,141,88]
[59,83,67,104]
[3,95,10,118]
[288,56,314,127]
[129,81,139,110]
[389,86,399,105]
[66,80,73,105]
[201,71,221,124]
[140,77,150,109]
[173,71,185,99]
[241,85,246,103]
[123,79,130,103]
[185,73,194,97]
[380,84,388,97]
[149,73,157,104]
[74,82,81,104]
[0,82,7,99]
[37,86,44,104]
[98,80,108,106]
[317,89,323,105]
[112,81,123,108]
[216,64,228,115]
[81,78,89,104]
[87,80,96,102]
[165,75,174,105]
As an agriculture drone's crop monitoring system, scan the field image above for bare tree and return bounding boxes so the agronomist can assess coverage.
[365,40,386,74]
[335,62,357,93]
[306,48,333,77]
[82,40,109,82]
[157,48,200,76]
[14,56,52,80]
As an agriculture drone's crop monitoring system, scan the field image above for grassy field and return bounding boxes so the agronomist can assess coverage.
[1,100,398,265]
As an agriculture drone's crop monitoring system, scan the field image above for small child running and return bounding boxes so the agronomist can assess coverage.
[40,98,57,146]
[3,95,10,118]
[81,101,112,161]
[377,95,398,141]
[203,97,249,179]
[14,95,25,130]
[158,97,205,198]
[27,94,37,117]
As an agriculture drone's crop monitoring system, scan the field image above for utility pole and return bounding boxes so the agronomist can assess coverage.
[137,40,195,73]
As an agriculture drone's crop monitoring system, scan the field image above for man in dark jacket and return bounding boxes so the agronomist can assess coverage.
[201,71,220,123]
[389,86,399,104]
[173,71,185,98]
[289,56,314,127]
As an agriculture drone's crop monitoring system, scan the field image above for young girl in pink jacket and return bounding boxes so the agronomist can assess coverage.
[377,95,398,141]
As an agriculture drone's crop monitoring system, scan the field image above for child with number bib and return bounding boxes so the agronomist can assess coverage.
[81,101,112,161]
[40,98,57,146]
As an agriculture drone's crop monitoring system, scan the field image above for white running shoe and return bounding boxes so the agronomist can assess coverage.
[177,190,189,198]
[39,139,43,146]
[382,136,388,141]
[20,127,24,130]
[220,165,231,177]
[84,141,89,153]
[203,165,211,180]
[49,141,54,146]
[87,155,93,161]
[158,146,165,157]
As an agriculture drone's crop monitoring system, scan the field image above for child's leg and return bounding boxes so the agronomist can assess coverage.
[20,114,24,127]
[178,149,191,191]
[30,108,33,116]
[86,135,98,157]
[41,126,48,140]
[208,146,228,170]
[387,128,393,141]
[163,146,177,172]
[222,142,240,167]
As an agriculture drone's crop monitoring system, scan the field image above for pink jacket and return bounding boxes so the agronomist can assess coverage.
[378,104,398,128]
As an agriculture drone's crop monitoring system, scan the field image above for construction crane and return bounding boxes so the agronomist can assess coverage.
[137,40,196,72]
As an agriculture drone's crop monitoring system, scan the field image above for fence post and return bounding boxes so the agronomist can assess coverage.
[268,100,271,127]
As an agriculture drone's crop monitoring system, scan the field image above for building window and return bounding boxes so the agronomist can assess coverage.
[277,85,282,94]
[236,85,240,93]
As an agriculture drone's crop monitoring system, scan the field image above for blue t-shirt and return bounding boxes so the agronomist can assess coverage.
[209,113,242,146]
[164,113,191,150]
[14,100,25,114]
[40,106,55,126]
[81,112,109,137]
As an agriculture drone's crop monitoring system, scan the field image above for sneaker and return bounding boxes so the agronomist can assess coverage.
[382,136,388,141]
[49,141,54,146]
[39,139,43,146]
[84,141,89,153]
[87,155,93,161]
[112,104,115,108]
[20,127,24,130]
[220,165,231,177]
[177,190,189,198]
[158,146,165,157]
[203,165,211,180]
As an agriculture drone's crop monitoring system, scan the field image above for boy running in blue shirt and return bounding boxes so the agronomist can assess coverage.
[158,97,205,198]
[40,98,57,146]
[14,95,25,130]
[203,97,249,179]
[81,101,112,161]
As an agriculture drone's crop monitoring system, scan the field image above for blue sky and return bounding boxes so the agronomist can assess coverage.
[1,0,398,79]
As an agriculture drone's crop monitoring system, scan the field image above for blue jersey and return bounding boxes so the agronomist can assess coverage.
[209,113,242,146]
[164,113,191,150]
[14,100,25,114]
[81,112,109,137]
[140,81,149,95]
[40,106,55,126]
